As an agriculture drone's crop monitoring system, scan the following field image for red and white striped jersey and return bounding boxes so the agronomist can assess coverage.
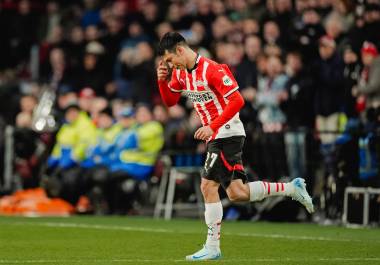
[168,55,245,139]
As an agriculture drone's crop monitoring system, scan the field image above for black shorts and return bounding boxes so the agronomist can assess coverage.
[201,136,247,188]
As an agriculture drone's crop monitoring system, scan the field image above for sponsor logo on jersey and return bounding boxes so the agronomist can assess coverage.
[183,91,214,103]
[196,80,207,87]
[222,75,233,86]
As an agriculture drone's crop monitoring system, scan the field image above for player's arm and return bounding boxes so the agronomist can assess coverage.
[157,61,181,107]
[208,64,245,132]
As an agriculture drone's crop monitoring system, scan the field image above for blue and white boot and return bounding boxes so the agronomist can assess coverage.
[290,178,314,213]
[185,245,221,261]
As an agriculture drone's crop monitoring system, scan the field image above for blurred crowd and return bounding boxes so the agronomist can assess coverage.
[0,0,380,218]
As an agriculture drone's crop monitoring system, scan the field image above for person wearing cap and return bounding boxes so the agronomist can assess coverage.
[313,35,345,144]
[357,41,380,112]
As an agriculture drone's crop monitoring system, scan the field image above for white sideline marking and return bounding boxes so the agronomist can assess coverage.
[1,258,380,263]
[229,232,356,242]
[7,221,376,243]
[26,222,171,233]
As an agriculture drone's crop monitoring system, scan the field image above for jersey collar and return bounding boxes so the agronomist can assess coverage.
[187,54,201,73]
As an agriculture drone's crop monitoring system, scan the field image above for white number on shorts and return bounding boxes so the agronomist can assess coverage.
[205,152,218,171]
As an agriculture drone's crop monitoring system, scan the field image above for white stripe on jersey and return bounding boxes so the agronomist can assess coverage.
[170,69,183,93]
[192,70,211,124]
[176,69,181,82]
[169,88,182,93]
[185,70,191,90]
[202,61,208,82]
[224,86,239,98]
[202,61,223,116]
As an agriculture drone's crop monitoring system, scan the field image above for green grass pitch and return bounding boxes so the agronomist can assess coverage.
[0,216,379,265]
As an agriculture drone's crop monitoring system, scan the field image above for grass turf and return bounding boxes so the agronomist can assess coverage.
[0,216,379,265]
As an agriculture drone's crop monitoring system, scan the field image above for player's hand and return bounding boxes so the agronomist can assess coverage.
[157,60,169,81]
[194,126,214,141]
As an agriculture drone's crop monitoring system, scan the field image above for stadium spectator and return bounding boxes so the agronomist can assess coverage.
[235,35,261,91]
[103,105,163,214]
[273,0,294,43]
[241,18,260,36]
[38,1,62,42]
[66,25,86,70]
[78,87,96,113]
[211,15,233,41]
[357,41,380,120]
[14,111,47,189]
[19,94,38,116]
[255,55,289,179]
[120,42,157,103]
[263,20,282,48]
[43,47,76,93]
[76,41,109,96]
[313,35,344,144]
[156,21,174,40]
[46,102,97,204]
[292,8,324,63]
[324,13,348,52]
[256,55,288,131]
[82,106,121,169]
[81,0,102,28]
[342,45,361,119]
[281,51,314,179]
[110,104,164,179]
[7,0,38,67]
[100,15,125,77]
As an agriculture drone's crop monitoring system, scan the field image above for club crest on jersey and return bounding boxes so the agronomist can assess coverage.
[183,91,214,103]
[222,75,233,86]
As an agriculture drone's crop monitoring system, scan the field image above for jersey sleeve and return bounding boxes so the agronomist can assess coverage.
[157,69,183,107]
[208,64,239,97]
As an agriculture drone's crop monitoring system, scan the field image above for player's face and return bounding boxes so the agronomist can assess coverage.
[163,47,186,70]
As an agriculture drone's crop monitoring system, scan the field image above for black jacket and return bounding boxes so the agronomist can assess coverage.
[281,70,315,128]
[312,53,345,116]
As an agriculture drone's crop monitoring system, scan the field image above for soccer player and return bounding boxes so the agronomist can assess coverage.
[157,32,314,261]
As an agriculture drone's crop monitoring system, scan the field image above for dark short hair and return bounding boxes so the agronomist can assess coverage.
[287,50,302,59]
[158,32,187,56]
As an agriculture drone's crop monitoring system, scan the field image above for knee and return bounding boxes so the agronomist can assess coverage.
[227,189,244,202]
[200,181,217,198]
[200,181,210,196]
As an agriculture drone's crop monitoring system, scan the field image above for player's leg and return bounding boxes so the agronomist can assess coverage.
[185,178,222,261]
[186,141,223,261]
[200,178,222,249]
[226,178,314,213]
[221,137,314,213]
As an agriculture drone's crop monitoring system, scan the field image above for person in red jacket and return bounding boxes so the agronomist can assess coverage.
[157,32,314,261]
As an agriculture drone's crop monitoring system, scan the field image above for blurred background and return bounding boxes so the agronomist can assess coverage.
[0,0,379,226]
